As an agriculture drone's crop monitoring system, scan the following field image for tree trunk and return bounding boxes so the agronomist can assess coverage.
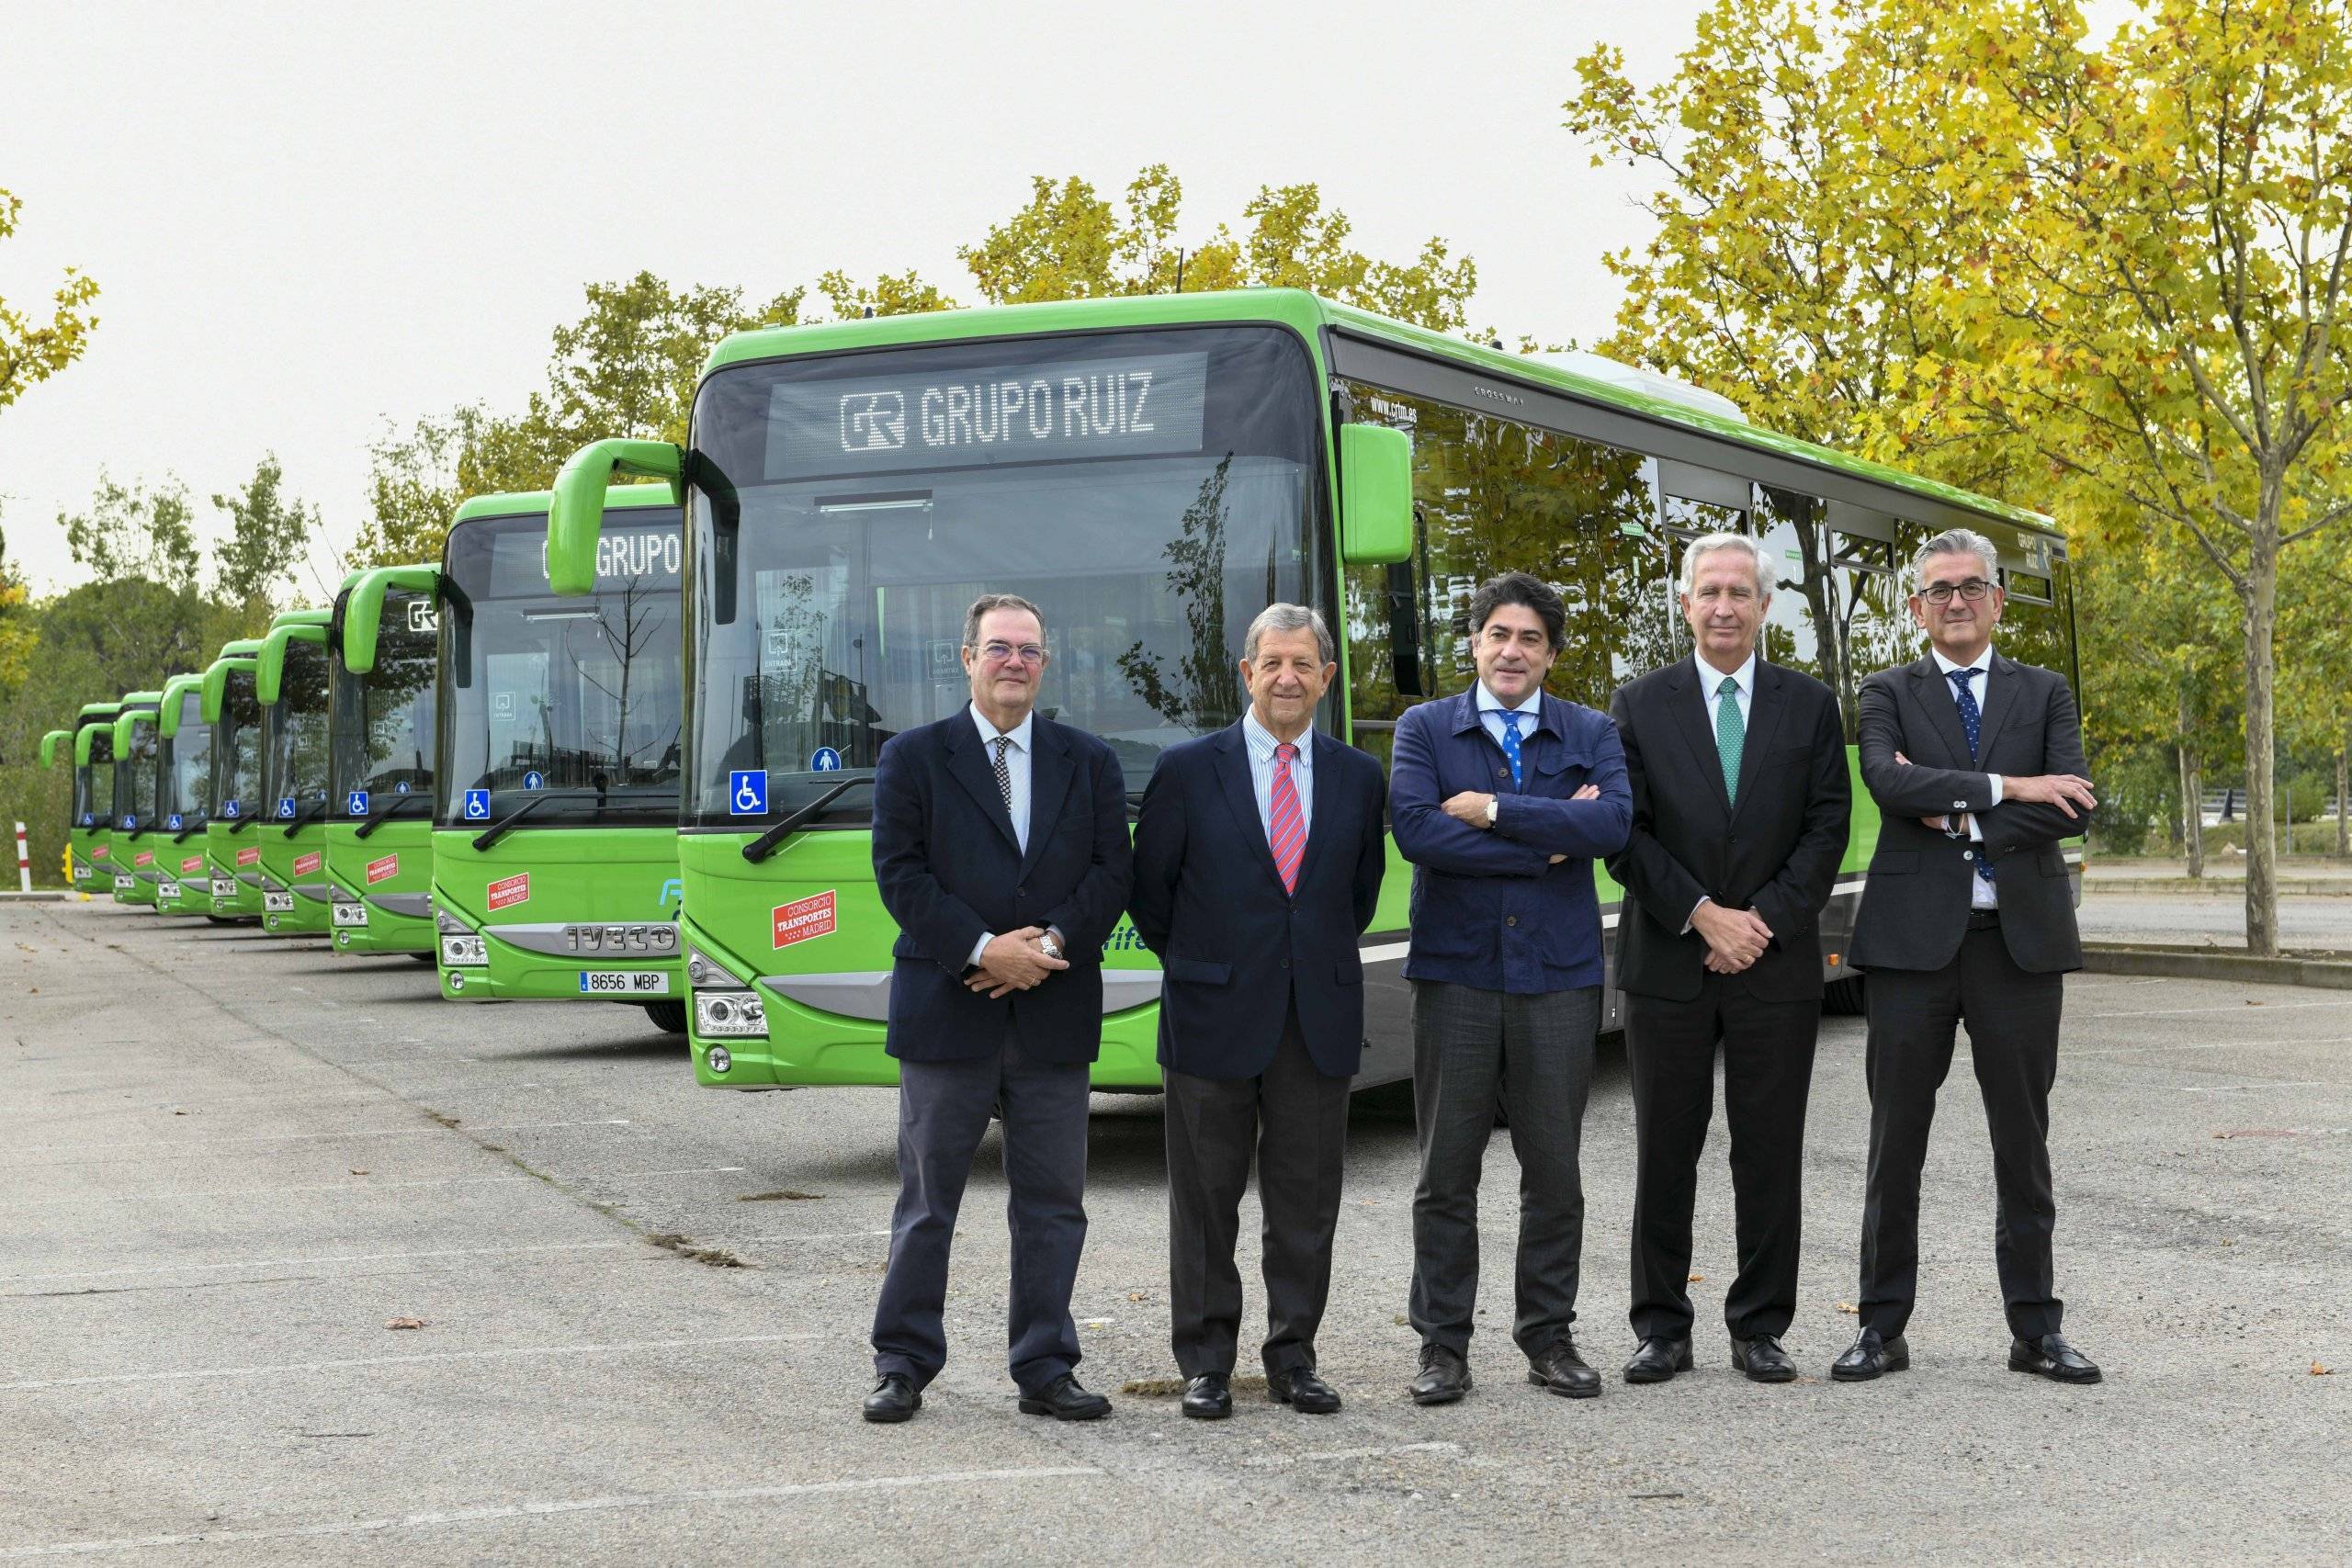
[2336,742,2347,860]
[2241,524,2279,958]
[2179,733,2204,879]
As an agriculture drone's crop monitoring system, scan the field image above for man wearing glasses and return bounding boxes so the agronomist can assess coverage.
[864,593,1135,1424]
[1835,530,2102,1386]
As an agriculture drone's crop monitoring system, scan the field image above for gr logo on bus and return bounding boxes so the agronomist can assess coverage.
[772,890,838,949]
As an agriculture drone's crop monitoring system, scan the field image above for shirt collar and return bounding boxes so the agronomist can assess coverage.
[1242,708,1312,761]
[1929,645,1995,678]
[1475,682,1544,717]
[968,702,1035,752]
[1693,649,1758,697]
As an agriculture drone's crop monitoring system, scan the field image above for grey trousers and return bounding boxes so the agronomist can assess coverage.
[1163,1010,1351,1380]
[1408,979,1600,1358]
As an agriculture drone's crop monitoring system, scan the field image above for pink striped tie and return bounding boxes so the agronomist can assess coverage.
[1268,743,1305,894]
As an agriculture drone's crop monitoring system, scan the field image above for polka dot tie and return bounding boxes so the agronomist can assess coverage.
[1714,676,1744,806]
[1498,710,1524,790]
[1949,668,1996,885]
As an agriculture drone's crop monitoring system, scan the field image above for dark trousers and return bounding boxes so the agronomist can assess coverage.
[870,1030,1092,1394]
[1624,982,1820,1342]
[1858,922,2065,1340]
[1408,980,1599,1358]
[1164,1006,1351,1379]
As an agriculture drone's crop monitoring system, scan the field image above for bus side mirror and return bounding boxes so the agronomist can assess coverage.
[40,730,71,768]
[549,440,684,597]
[1338,423,1413,565]
[344,566,442,675]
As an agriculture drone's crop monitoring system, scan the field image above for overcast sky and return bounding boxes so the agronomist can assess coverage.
[0,0,1720,594]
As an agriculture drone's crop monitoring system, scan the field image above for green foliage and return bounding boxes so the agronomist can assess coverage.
[0,186,99,415]
[61,474,201,585]
[210,454,320,611]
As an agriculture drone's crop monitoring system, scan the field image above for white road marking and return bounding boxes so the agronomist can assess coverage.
[0,1166,748,1213]
[0,1467,1103,1558]
[2177,1081,2330,1094]
[2077,999,2349,1019]
[2071,1035,2352,1057]
[0,1119,637,1166]
[3,1239,634,1286]
[1244,1441,1463,1469]
[0,1331,822,1392]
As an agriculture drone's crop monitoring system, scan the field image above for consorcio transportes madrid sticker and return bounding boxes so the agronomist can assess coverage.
[133,851,153,867]
[366,852,400,885]
[772,890,838,949]
[181,855,205,874]
[235,846,261,867]
[486,872,530,912]
[292,852,322,875]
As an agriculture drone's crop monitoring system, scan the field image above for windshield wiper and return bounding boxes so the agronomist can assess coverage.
[123,818,156,840]
[281,800,331,837]
[469,789,593,852]
[354,795,432,840]
[741,779,872,863]
[172,817,209,843]
[228,812,260,835]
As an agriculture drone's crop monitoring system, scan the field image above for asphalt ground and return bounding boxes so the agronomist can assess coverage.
[3,897,2347,1565]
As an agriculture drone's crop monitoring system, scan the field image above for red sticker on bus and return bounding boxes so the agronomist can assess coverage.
[133,851,153,867]
[235,846,260,867]
[181,854,205,874]
[772,890,838,949]
[366,852,400,886]
[487,872,530,912]
[293,851,322,875]
[92,843,108,859]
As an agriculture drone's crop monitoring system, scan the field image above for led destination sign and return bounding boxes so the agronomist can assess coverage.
[764,351,1208,479]
[479,517,682,599]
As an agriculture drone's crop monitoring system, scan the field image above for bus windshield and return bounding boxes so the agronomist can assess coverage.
[119,715,160,827]
[682,324,1323,826]
[334,590,436,807]
[76,733,116,827]
[265,642,332,821]
[439,509,685,828]
[214,673,264,820]
[164,693,212,820]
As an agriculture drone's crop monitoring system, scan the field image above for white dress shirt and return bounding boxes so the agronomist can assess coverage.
[1241,708,1314,838]
[1929,645,2003,909]
[1475,682,1543,756]
[967,703,1035,968]
[1683,648,1758,930]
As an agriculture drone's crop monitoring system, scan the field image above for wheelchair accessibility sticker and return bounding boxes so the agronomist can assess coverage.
[730,770,768,816]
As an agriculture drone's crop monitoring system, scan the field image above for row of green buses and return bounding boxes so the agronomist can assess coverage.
[43,289,2081,1093]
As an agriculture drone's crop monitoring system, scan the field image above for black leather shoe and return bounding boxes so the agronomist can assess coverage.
[1409,1343,1471,1405]
[1527,1339,1602,1399]
[2009,1333,2102,1384]
[1730,1334,1798,1382]
[1018,1372,1112,1420]
[1831,1329,1910,1382]
[1181,1372,1232,1419]
[862,1372,920,1423]
[1622,1337,1694,1384]
[1268,1366,1341,1414]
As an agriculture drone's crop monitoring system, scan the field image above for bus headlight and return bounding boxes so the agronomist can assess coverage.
[695,990,767,1038]
[440,933,488,966]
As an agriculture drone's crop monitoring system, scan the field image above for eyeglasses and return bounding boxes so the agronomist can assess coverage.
[1917,579,1995,605]
[976,641,1046,666]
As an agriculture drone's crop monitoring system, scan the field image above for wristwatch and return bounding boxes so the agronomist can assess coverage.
[1484,797,1499,828]
[1037,931,1062,960]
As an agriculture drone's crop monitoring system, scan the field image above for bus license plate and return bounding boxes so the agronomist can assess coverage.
[211,877,236,898]
[332,903,369,927]
[264,891,295,912]
[158,881,180,900]
[114,874,133,891]
[579,970,669,995]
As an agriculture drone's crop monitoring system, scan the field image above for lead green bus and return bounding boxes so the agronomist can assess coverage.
[424,490,688,1032]
[65,704,120,892]
[201,640,268,919]
[153,671,220,916]
[255,608,338,933]
[550,288,2080,1094]
[325,563,440,956]
[109,692,166,906]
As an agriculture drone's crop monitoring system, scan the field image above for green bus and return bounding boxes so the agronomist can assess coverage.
[153,671,220,916]
[425,490,688,1032]
[201,640,268,919]
[65,704,120,892]
[254,608,337,933]
[109,692,166,907]
[326,563,440,956]
[548,288,2080,1093]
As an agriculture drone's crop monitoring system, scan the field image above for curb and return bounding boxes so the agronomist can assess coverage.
[2082,942,2352,990]
[0,890,67,903]
[2084,879,2352,897]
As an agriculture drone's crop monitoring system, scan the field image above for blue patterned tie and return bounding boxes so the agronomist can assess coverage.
[1498,709,1524,790]
[1949,667,1996,886]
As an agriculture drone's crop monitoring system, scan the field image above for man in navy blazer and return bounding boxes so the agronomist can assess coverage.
[1130,604,1387,1421]
[1389,571,1631,1407]
[862,593,1133,1426]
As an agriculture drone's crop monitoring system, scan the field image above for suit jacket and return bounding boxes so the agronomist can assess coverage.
[1606,659,1851,1003]
[1389,689,1632,994]
[869,709,1134,1063]
[1129,723,1387,1080]
[1848,653,2086,975]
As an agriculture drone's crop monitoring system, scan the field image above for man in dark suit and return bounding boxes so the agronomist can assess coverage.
[1606,532,1850,1386]
[1389,571,1632,1406]
[1835,528,2102,1386]
[863,593,1134,1424]
[1130,604,1387,1421]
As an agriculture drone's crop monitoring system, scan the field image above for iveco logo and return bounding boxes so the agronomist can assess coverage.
[1470,384,1528,406]
[840,390,908,451]
[563,923,679,954]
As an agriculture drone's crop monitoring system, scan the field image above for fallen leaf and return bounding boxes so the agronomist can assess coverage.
[2221,1238,2233,1247]
[2246,999,2264,1007]
[350,1169,368,1177]
[1394,1314,1410,1326]
[1127,1292,1148,1302]
[2313,1361,2335,1377]
[173,1110,187,1116]
[384,1316,427,1331]
[1688,1273,1705,1283]
[1835,1301,1860,1314]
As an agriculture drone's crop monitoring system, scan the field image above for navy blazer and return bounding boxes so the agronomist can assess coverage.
[869,709,1134,1064]
[1389,689,1632,994]
[1129,723,1388,1080]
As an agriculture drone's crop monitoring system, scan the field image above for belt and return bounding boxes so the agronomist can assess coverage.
[1965,909,2002,931]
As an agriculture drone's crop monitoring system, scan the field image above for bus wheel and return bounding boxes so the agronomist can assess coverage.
[409,952,436,964]
[204,915,235,925]
[1824,976,1867,1017]
[644,999,689,1034]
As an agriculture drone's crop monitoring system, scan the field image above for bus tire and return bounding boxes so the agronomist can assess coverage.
[644,999,689,1034]
[204,915,235,925]
[1823,976,1867,1016]
[410,952,436,964]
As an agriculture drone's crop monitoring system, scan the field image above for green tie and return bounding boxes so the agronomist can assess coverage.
[1715,675,1745,805]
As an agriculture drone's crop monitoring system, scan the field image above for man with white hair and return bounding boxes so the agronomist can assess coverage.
[1835,527,2100,1385]
[1605,530,1850,1386]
